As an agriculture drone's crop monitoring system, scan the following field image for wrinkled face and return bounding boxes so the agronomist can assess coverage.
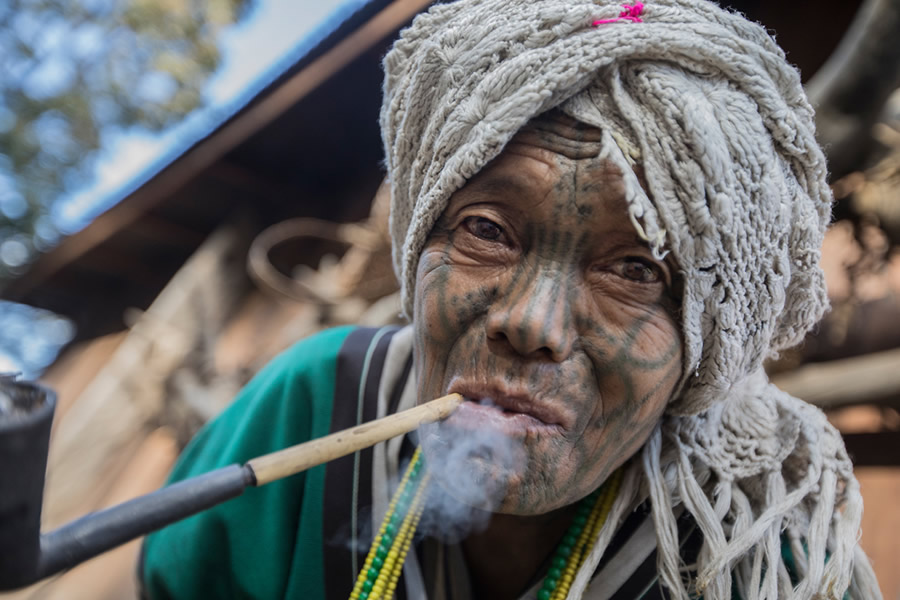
[414,115,683,515]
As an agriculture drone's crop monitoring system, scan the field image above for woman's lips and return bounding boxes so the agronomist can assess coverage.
[443,394,565,437]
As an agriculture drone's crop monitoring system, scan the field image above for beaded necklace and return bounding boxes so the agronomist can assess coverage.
[350,448,622,600]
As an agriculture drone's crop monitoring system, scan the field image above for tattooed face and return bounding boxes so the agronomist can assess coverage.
[414,114,683,515]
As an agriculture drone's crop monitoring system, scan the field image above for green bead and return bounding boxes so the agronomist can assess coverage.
[558,543,573,557]
[552,556,566,569]
[381,534,394,547]
[362,580,374,592]
[548,567,562,580]
[367,567,379,580]
[385,523,397,537]
[389,513,401,526]
[538,589,552,600]
[372,556,384,569]
[563,534,577,546]
[545,578,558,591]
[375,545,388,559]
[359,592,369,600]
[573,514,587,527]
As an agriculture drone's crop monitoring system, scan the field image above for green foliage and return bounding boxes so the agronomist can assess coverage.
[0,0,252,282]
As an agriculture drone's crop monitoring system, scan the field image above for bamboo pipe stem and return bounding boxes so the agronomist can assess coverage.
[247,393,463,486]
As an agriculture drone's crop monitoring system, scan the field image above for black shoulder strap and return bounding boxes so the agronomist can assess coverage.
[321,326,410,599]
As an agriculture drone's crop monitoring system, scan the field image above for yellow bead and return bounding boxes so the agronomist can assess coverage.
[349,449,430,600]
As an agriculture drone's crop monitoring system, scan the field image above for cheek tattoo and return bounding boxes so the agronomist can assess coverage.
[413,145,683,513]
[408,114,684,513]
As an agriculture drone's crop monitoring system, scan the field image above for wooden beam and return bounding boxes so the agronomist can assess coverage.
[772,347,900,409]
[4,0,432,301]
[843,431,900,466]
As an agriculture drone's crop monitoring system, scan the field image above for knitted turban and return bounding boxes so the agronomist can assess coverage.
[382,0,830,416]
[381,1,880,599]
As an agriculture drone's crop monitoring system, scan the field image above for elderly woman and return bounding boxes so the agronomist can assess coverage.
[141,0,881,598]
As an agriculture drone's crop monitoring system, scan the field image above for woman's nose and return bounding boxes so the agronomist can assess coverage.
[485,270,576,362]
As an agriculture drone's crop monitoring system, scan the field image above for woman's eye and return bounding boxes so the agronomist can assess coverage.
[463,216,504,241]
[616,258,663,283]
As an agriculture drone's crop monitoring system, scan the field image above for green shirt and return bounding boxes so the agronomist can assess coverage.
[142,326,355,600]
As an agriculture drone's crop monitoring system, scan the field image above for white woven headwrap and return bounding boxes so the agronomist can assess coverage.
[381,1,881,598]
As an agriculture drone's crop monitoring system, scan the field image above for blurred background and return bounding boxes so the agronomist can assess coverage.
[0,0,898,598]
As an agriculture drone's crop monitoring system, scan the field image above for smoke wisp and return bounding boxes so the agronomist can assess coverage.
[416,416,525,543]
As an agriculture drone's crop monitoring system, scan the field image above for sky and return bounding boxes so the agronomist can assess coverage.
[0,0,372,377]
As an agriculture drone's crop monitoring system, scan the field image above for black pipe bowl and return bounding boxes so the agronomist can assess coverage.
[0,378,56,590]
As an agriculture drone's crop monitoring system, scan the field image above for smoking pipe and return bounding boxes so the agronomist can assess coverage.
[0,377,461,590]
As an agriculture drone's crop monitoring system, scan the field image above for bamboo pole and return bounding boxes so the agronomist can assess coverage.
[771,346,900,409]
[247,393,463,486]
